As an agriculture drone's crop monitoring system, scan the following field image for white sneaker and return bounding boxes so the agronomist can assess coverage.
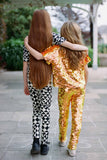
[59,138,67,147]
[67,149,76,157]
[59,141,66,147]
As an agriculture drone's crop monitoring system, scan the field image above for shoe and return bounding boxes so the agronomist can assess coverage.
[31,138,40,155]
[59,137,67,147]
[41,144,49,155]
[59,141,66,147]
[67,149,76,157]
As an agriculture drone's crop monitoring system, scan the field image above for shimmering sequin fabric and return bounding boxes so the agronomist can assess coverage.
[58,87,85,150]
[42,45,91,90]
[42,45,91,150]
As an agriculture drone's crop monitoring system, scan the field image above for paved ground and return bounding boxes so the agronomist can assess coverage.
[0,68,107,160]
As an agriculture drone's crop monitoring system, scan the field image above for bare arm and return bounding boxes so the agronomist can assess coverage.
[24,36,44,60]
[52,32,88,51]
[23,61,30,95]
[24,35,88,60]
[61,40,88,51]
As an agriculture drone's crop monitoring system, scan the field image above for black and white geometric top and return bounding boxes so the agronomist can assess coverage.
[23,32,66,62]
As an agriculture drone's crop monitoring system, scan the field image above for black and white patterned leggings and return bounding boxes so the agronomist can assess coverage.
[28,80,52,144]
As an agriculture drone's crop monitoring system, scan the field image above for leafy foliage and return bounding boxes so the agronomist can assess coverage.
[98,44,107,54]
[0,39,23,70]
[4,7,36,40]
[0,0,10,3]
[52,27,58,34]
[88,47,100,67]
[88,47,93,67]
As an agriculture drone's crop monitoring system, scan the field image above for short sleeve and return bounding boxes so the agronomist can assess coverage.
[23,45,30,62]
[84,55,91,65]
[52,32,66,45]
[42,45,59,65]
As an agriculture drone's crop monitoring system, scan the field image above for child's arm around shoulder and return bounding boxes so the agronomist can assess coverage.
[24,36,44,60]
[52,32,88,51]
[61,40,88,51]
[24,34,88,60]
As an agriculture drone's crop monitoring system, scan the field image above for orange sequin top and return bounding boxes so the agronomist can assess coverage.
[42,45,91,90]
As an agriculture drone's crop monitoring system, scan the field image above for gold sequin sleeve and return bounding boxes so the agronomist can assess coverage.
[42,45,59,65]
[83,54,91,65]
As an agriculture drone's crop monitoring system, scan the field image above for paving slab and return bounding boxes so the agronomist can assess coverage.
[0,68,107,160]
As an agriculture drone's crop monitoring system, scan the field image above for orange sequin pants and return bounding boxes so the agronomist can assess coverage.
[58,87,85,150]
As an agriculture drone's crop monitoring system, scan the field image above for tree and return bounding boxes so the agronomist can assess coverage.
[4,7,36,40]
[0,3,7,43]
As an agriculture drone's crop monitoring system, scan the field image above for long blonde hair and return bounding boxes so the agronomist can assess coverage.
[29,9,52,89]
[60,21,86,70]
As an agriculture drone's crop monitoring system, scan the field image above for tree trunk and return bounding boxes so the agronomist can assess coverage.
[67,4,73,20]
[90,5,93,48]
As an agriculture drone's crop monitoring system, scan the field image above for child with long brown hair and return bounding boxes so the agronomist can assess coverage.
[24,21,91,157]
[23,9,89,156]
[23,9,53,156]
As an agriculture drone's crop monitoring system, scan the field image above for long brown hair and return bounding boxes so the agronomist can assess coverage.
[28,9,52,89]
[60,21,86,70]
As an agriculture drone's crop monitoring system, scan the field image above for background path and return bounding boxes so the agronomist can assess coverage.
[0,68,107,160]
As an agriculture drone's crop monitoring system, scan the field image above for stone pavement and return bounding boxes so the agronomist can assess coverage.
[0,68,107,160]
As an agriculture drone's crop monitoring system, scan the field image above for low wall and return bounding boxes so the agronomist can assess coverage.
[98,53,107,67]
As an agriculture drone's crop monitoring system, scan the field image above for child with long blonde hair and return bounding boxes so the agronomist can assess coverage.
[40,22,90,157]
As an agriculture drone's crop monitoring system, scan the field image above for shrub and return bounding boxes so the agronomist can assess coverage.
[4,7,36,40]
[98,44,107,53]
[0,39,23,70]
[4,7,57,40]
[88,47,93,67]
[88,47,100,67]
[52,27,58,34]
